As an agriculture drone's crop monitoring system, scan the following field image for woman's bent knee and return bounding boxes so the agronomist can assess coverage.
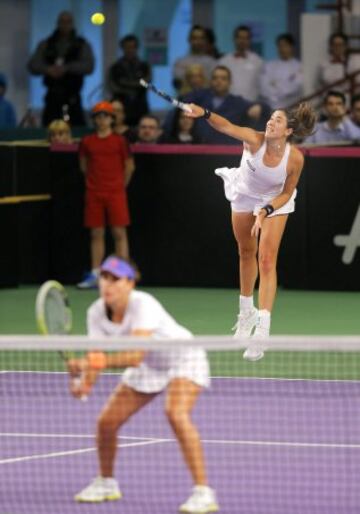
[97,412,121,435]
[165,407,190,428]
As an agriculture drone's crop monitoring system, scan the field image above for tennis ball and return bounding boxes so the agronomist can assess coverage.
[91,12,105,25]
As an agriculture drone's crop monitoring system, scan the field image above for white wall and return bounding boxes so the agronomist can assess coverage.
[301,13,333,95]
[0,0,31,122]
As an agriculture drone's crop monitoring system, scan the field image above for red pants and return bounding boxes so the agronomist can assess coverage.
[84,190,130,228]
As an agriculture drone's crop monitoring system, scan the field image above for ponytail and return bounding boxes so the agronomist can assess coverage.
[284,102,317,140]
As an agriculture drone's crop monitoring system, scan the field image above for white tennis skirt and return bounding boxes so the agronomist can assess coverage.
[231,189,297,218]
[122,348,210,393]
[214,166,296,218]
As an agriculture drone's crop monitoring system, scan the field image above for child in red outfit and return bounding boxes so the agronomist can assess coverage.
[77,101,135,289]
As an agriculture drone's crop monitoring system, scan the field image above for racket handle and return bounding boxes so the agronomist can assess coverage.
[173,100,192,113]
[72,377,88,402]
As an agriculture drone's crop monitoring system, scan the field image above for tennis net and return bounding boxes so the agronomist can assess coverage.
[1,335,360,514]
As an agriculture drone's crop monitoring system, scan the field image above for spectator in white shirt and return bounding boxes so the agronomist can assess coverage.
[260,33,303,109]
[305,90,357,144]
[173,25,216,92]
[316,32,360,97]
[219,25,263,101]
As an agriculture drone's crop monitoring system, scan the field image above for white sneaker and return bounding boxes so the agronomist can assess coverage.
[179,485,219,513]
[243,325,269,362]
[74,477,122,503]
[232,308,258,338]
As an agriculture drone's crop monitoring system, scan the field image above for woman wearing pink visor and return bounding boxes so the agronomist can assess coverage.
[68,255,218,514]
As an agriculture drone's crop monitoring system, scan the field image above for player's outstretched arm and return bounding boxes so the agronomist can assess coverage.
[186,103,262,146]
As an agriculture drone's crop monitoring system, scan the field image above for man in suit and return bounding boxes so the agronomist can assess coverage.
[165,65,269,145]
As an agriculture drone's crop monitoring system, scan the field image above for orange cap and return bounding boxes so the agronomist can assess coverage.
[92,101,114,116]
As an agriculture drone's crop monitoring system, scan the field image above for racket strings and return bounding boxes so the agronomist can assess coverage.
[44,290,71,335]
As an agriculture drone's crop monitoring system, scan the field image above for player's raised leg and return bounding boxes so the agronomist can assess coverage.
[231,211,259,338]
[243,214,288,361]
[257,214,288,331]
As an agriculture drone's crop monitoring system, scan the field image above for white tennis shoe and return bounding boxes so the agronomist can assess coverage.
[74,476,122,503]
[233,307,258,339]
[179,485,219,513]
[243,324,269,361]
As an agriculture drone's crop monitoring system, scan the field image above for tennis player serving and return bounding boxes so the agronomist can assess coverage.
[186,102,316,360]
[68,256,218,513]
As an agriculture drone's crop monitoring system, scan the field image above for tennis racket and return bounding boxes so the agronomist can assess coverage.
[35,280,87,401]
[139,79,192,113]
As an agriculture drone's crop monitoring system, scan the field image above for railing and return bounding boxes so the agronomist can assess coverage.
[289,67,360,109]
[316,0,352,33]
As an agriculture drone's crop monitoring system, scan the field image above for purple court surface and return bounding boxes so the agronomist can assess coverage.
[1,372,360,514]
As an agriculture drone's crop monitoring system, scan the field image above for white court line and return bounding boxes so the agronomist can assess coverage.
[0,433,156,441]
[0,439,168,465]
[201,439,360,449]
[1,432,360,451]
[3,370,360,383]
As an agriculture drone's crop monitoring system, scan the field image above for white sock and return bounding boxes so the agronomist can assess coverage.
[91,268,100,276]
[240,295,254,311]
[194,485,212,493]
[258,309,271,330]
[102,477,117,485]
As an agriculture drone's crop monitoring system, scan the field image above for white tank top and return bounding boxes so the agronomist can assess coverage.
[237,141,291,200]
[87,291,196,371]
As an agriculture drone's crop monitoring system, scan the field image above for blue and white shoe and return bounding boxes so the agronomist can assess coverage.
[77,271,98,289]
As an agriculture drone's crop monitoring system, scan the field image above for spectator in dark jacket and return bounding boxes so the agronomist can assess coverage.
[28,11,94,126]
[133,115,162,144]
[108,34,151,126]
[165,65,269,145]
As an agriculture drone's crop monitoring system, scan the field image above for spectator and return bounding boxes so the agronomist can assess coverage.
[219,25,263,101]
[179,64,208,97]
[111,99,136,142]
[77,101,135,289]
[159,109,202,144]
[108,34,151,126]
[28,11,94,126]
[204,28,223,59]
[304,90,357,144]
[134,115,162,144]
[173,25,216,91]
[349,94,360,131]
[166,65,268,145]
[260,33,303,109]
[317,32,360,96]
[0,73,16,128]
[47,119,72,143]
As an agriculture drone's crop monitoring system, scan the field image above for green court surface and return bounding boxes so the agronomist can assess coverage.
[0,286,359,335]
[0,287,359,379]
